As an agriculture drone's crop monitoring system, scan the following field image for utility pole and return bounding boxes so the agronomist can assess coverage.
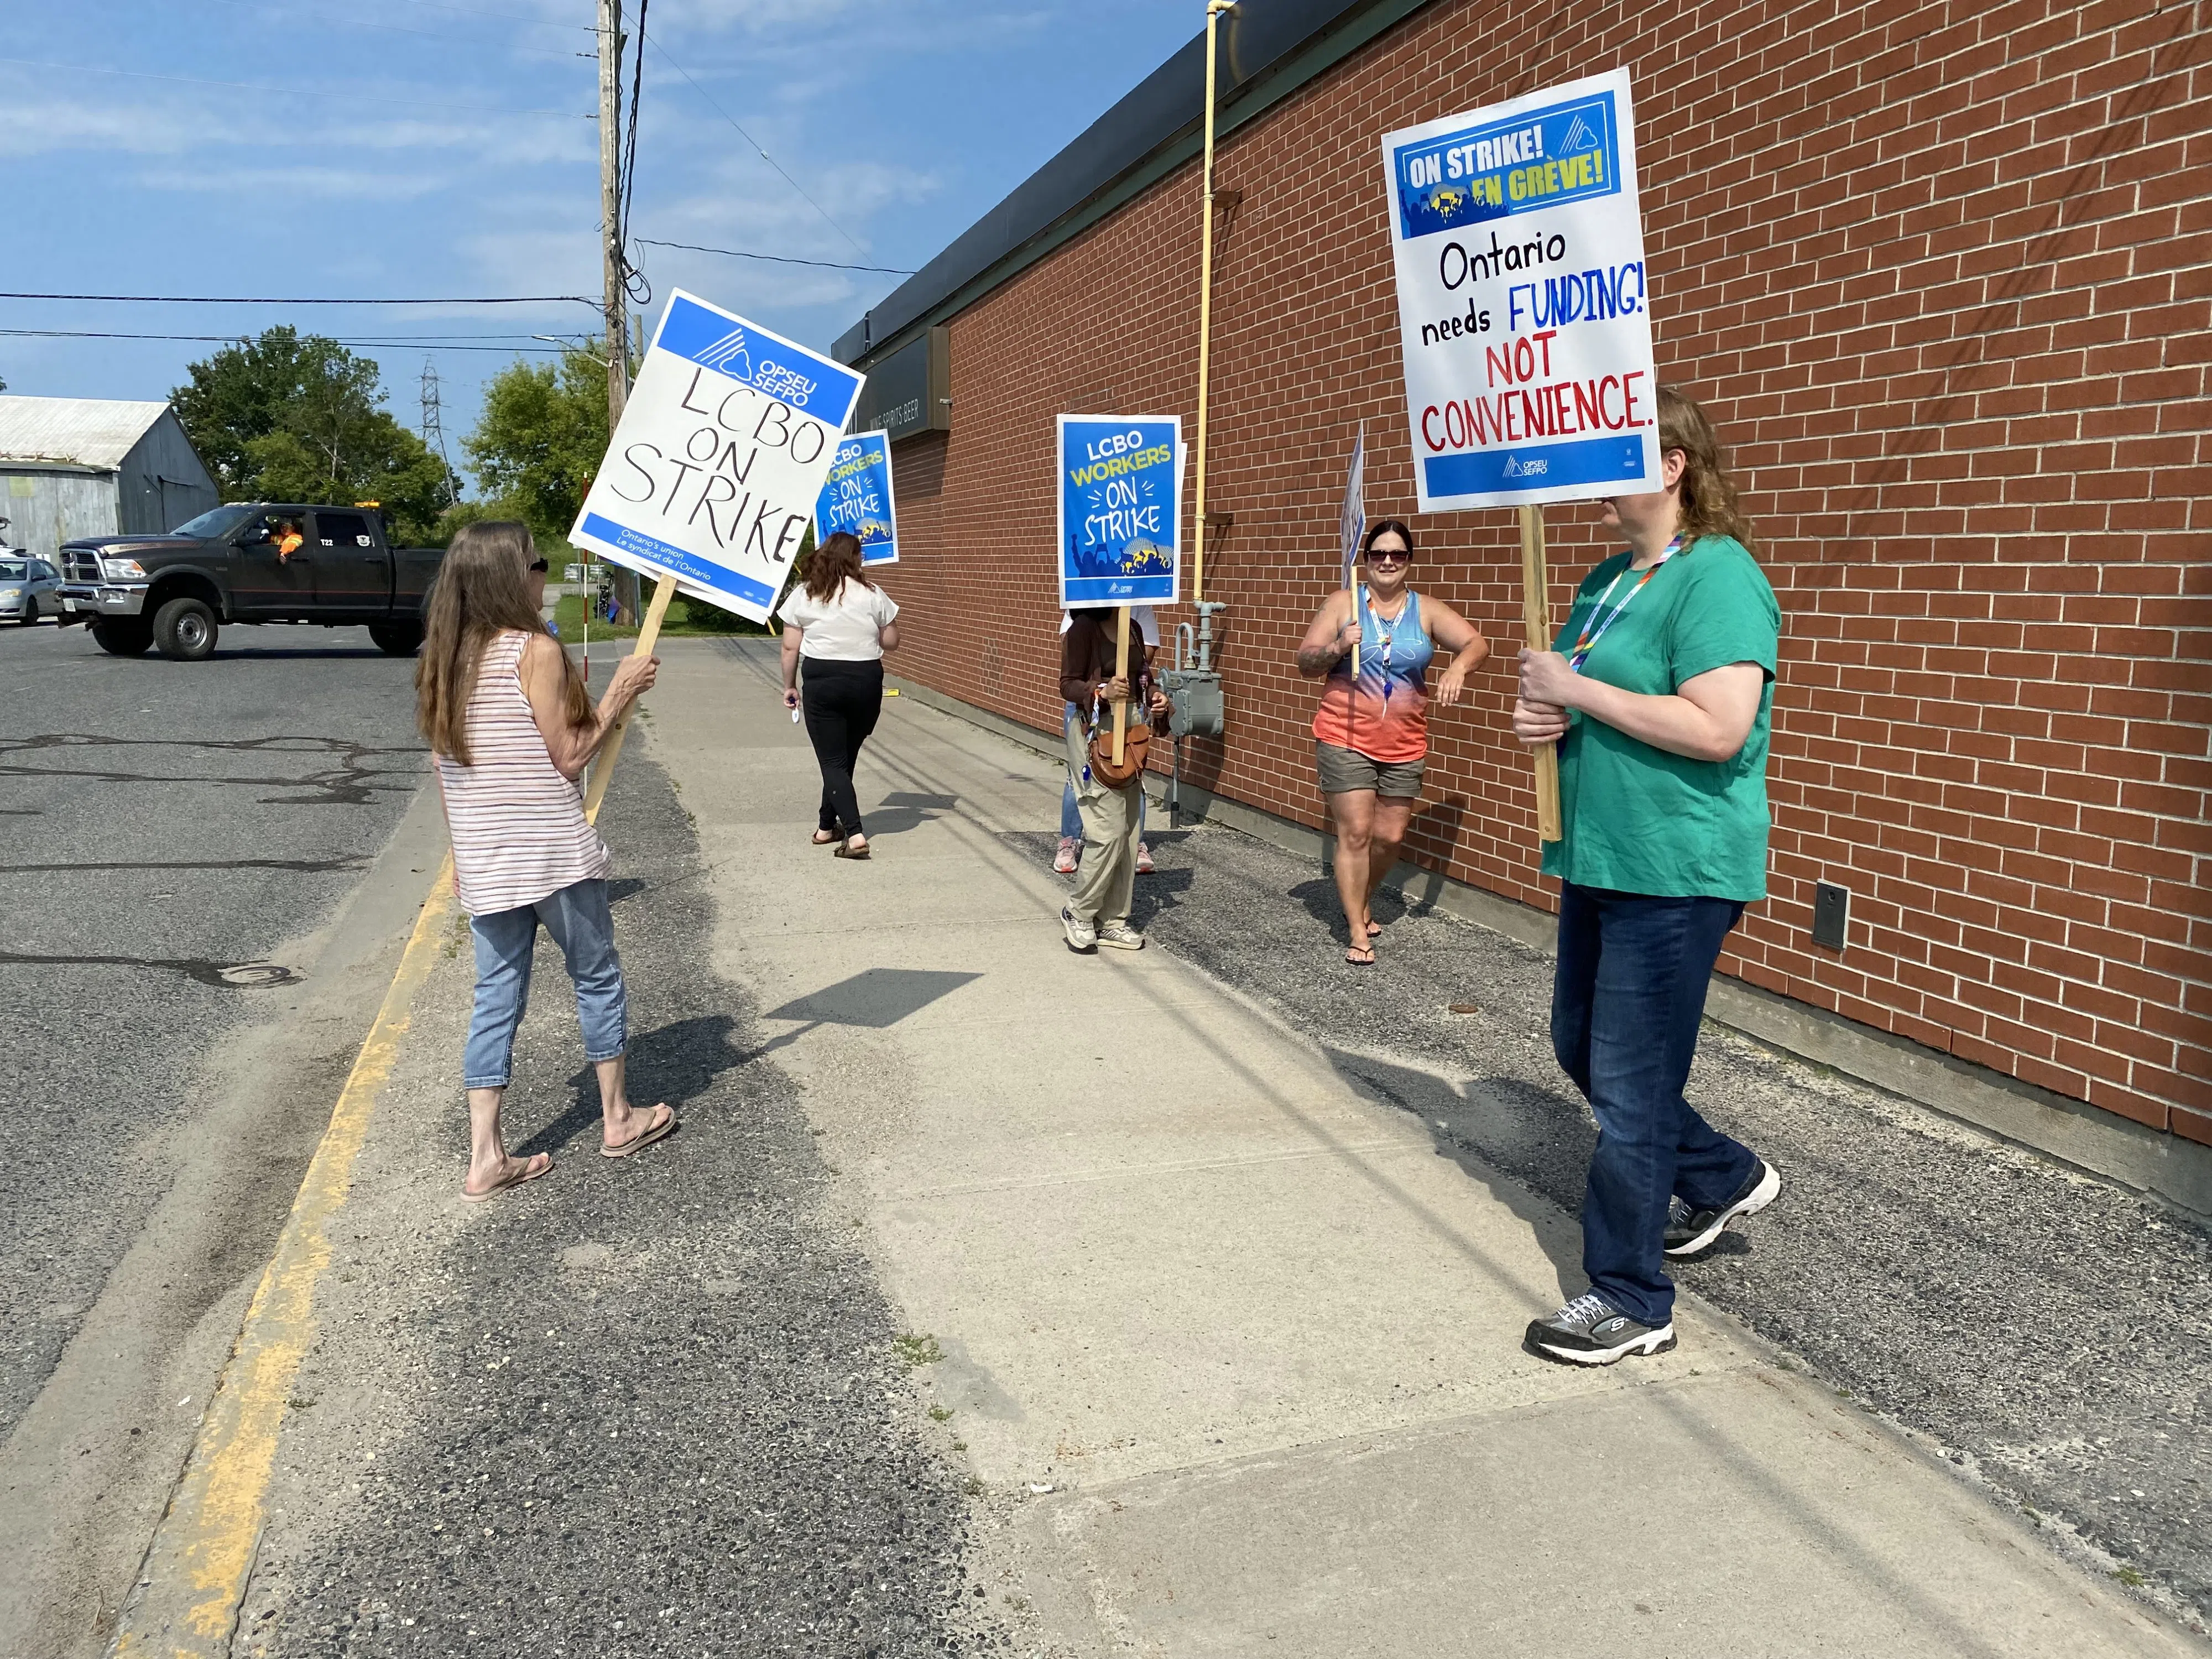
[597,0,640,623]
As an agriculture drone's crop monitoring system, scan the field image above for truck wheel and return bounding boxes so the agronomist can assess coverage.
[153,596,218,661]
[91,618,153,656]
[368,620,423,658]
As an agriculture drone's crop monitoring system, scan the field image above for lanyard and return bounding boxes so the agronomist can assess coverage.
[1568,538,1679,673]
[1364,587,1408,681]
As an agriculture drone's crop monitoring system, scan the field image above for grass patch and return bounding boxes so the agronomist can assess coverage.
[2111,1567,2147,1588]
[928,1405,955,1423]
[893,1333,945,1369]
[550,590,776,643]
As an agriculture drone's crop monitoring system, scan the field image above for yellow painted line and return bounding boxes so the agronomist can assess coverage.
[113,855,458,1659]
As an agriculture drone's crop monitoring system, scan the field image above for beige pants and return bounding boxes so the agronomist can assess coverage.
[1065,716,1143,930]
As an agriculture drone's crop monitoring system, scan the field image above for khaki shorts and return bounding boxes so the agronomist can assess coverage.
[1315,740,1426,798]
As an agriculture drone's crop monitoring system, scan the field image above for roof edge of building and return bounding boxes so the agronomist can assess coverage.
[834,0,1433,370]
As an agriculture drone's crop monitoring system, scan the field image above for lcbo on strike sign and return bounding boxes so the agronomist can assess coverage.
[571,288,865,623]
[1380,67,1659,511]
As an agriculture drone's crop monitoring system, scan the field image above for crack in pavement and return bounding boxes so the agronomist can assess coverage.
[0,733,425,807]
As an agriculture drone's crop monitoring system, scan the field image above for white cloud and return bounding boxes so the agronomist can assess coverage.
[135,165,453,202]
[0,94,226,158]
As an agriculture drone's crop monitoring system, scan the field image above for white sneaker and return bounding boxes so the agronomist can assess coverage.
[1053,836,1078,875]
[1061,906,1097,953]
[1095,920,1145,951]
[1135,841,1155,874]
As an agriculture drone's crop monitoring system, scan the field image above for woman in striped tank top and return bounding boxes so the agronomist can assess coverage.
[417,523,675,1201]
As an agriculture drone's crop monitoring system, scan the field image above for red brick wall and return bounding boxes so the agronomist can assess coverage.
[874,0,2211,1141]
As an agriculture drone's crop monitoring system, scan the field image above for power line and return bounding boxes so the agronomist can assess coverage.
[635,237,914,275]
[387,0,596,30]
[640,29,869,257]
[0,327,566,352]
[150,0,597,59]
[0,56,595,117]
[175,0,601,62]
[618,0,651,307]
[1,292,597,308]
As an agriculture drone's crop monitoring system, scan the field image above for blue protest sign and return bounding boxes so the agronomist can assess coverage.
[1057,414,1182,607]
[570,289,865,623]
[813,430,899,566]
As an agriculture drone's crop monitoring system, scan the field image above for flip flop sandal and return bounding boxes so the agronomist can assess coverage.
[1345,943,1376,967]
[602,1103,677,1160]
[834,841,871,860]
[811,830,841,845]
[462,1152,552,1202]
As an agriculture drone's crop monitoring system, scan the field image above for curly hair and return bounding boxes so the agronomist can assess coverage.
[1657,385,1756,556]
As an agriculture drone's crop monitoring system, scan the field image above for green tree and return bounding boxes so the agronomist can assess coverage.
[462,344,614,542]
[170,327,454,542]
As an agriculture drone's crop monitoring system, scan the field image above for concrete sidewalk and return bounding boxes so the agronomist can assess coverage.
[649,639,2196,1658]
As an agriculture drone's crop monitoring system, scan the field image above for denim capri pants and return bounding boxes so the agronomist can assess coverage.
[463,877,627,1090]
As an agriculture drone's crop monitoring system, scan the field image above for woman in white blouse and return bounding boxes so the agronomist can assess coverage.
[776,531,900,858]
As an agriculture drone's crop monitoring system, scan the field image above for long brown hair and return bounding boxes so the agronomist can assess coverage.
[415,521,588,764]
[1657,385,1756,555]
[802,530,877,603]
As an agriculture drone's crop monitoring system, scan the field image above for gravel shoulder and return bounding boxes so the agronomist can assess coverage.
[246,745,993,1657]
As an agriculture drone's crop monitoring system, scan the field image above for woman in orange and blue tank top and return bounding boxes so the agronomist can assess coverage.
[1297,519,1490,965]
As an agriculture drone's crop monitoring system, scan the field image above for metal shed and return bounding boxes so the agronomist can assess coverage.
[0,397,220,561]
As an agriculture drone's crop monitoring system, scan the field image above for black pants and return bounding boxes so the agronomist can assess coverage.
[801,657,883,836]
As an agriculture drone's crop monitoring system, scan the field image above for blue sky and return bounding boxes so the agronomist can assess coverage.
[4,0,1196,491]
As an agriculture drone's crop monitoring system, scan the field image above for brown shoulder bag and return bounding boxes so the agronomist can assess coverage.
[1088,716,1150,787]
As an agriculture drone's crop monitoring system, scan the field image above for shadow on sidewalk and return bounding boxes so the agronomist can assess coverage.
[863,790,959,838]
[519,1011,745,1157]
[743,967,985,1062]
[1326,1046,1589,1301]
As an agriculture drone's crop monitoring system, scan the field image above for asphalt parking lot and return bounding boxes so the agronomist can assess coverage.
[0,616,439,1652]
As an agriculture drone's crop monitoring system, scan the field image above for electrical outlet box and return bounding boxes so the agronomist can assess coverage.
[1812,881,1850,951]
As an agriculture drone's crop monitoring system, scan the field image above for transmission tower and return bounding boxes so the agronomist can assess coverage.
[420,357,458,499]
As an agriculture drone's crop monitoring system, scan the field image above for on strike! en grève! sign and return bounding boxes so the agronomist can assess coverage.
[1380,67,1660,512]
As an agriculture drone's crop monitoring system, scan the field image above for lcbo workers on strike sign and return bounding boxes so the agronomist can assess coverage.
[813,430,898,566]
[1057,414,1182,607]
[1381,67,1660,511]
[571,288,864,623]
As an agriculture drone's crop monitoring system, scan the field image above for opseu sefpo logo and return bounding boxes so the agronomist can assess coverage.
[1394,91,1621,241]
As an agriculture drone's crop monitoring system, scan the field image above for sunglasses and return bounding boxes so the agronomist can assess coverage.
[527,558,550,573]
[1364,547,1410,565]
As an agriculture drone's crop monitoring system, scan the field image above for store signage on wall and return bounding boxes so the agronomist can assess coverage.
[1380,67,1660,511]
[813,430,899,566]
[570,288,864,623]
[1056,414,1183,607]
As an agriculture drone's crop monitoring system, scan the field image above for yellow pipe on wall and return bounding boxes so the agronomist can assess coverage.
[1192,0,1235,607]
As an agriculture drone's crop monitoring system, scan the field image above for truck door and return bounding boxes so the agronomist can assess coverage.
[232,511,317,614]
[306,509,385,613]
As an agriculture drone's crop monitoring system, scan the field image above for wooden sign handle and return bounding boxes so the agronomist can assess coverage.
[582,573,676,826]
[1518,505,1564,844]
[1110,603,1131,765]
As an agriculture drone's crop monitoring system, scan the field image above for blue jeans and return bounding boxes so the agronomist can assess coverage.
[464,878,627,1090]
[1551,883,1759,1327]
[1061,702,1145,840]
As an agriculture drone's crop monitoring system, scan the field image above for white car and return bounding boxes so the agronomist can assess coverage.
[0,554,64,625]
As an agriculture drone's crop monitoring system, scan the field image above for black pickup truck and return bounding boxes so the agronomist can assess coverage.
[51,502,443,660]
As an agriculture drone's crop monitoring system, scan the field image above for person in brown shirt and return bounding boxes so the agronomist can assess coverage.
[1058,608,1169,952]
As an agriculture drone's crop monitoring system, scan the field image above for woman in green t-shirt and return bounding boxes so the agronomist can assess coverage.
[1511,386,1784,1368]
